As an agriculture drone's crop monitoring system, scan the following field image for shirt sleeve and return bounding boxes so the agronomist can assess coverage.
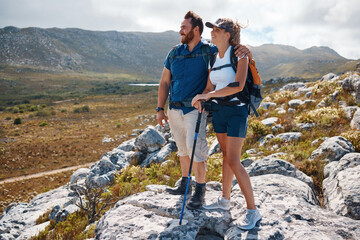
[164,50,171,70]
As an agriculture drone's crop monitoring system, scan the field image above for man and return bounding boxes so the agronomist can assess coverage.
[156,11,251,210]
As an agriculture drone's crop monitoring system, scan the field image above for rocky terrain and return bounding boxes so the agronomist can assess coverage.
[0,26,357,80]
[0,71,360,239]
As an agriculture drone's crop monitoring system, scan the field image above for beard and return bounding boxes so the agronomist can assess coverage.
[181,29,195,44]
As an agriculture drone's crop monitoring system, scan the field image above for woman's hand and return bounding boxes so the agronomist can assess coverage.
[192,94,210,112]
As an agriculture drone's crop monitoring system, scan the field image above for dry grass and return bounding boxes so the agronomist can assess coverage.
[0,90,158,214]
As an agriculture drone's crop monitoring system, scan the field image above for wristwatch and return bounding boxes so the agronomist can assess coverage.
[156,107,164,112]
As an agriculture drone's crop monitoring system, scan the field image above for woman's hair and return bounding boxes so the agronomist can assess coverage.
[218,18,247,46]
[184,11,204,35]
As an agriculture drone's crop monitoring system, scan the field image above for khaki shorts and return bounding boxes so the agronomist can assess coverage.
[167,108,208,163]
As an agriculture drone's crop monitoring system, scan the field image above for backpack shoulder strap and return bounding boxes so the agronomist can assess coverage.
[230,46,238,72]
[168,44,181,72]
[201,44,212,68]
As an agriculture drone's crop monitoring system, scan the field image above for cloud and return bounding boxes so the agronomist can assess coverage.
[0,0,359,59]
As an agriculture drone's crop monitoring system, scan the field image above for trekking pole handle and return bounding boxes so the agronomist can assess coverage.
[195,100,205,133]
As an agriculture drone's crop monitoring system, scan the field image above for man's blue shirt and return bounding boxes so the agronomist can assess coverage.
[164,39,218,114]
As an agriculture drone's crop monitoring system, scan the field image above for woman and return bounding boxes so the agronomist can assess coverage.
[191,18,261,230]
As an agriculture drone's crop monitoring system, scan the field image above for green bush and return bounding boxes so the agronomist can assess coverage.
[74,105,90,113]
[5,116,11,120]
[13,117,22,125]
[36,110,51,117]
[39,122,49,127]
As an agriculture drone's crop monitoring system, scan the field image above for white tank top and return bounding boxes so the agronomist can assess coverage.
[209,46,247,105]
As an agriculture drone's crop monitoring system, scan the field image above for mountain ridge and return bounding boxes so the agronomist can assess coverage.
[0,26,357,80]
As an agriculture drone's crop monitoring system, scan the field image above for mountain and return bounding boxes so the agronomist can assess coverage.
[0,26,357,80]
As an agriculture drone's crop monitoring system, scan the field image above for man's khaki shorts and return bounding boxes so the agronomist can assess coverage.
[167,108,208,163]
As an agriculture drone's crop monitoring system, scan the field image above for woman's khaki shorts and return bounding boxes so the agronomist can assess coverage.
[167,108,208,163]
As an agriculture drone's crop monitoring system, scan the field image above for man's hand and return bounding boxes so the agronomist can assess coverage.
[156,111,168,127]
[234,44,252,60]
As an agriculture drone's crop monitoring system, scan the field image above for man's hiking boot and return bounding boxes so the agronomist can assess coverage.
[186,183,206,209]
[166,177,192,195]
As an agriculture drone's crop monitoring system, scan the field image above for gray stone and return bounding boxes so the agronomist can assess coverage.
[245,158,314,188]
[288,99,304,108]
[281,82,306,91]
[342,72,360,104]
[321,73,338,81]
[309,136,354,163]
[323,153,360,220]
[272,124,284,132]
[259,134,274,147]
[343,106,358,119]
[261,117,278,126]
[208,138,221,156]
[259,102,276,110]
[296,122,315,131]
[305,91,313,98]
[86,158,117,188]
[288,108,295,113]
[135,125,166,153]
[117,138,136,152]
[350,108,360,130]
[0,186,74,240]
[140,142,177,167]
[95,174,360,239]
[70,168,90,184]
[275,132,302,142]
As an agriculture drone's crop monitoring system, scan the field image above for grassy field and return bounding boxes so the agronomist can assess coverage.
[0,69,159,213]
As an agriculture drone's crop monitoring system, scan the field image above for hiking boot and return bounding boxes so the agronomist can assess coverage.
[186,183,206,210]
[203,196,231,211]
[166,177,192,195]
[236,209,262,230]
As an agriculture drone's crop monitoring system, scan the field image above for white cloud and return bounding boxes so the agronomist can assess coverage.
[0,0,359,59]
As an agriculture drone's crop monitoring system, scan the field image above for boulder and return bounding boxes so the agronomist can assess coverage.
[343,106,358,119]
[117,138,136,152]
[86,158,117,188]
[321,73,338,82]
[245,158,314,188]
[0,186,75,240]
[259,134,274,147]
[135,126,166,153]
[259,102,276,110]
[140,142,177,167]
[95,174,360,239]
[309,136,354,163]
[342,73,360,104]
[261,117,278,127]
[323,153,360,220]
[275,132,302,142]
[350,108,360,130]
[208,138,221,156]
[70,168,90,184]
[288,99,304,108]
[296,123,315,131]
[281,82,306,91]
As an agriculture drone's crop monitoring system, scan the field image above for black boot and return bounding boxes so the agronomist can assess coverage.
[166,177,192,195]
[186,183,206,209]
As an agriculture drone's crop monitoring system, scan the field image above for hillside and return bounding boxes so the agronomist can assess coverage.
[0,26,357,81]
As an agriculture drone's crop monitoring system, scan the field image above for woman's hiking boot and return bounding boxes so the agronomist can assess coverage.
[166,177,192,195]
[186,183,206,209]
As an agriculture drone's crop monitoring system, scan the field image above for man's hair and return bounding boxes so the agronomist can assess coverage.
[184,11,204,35]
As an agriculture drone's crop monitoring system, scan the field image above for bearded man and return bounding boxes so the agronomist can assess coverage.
[156,11,252,209]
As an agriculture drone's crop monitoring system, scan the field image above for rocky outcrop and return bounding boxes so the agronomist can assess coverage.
[95,160,360,239]
[323,153,360,220]
[350,108,360,130]
[0,186,75,240]
[309,136,354,163]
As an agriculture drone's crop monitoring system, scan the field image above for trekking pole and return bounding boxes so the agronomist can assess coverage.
[179,100,205,225]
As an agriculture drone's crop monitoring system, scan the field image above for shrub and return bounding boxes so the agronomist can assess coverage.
[73,106,90,113]
[12,107,19,113]
[13,117,22,125]
[342,131,360,152]
[39,122,49,127]
[248,120,269,138]
[5,116,11,120]
[36,110,51,117]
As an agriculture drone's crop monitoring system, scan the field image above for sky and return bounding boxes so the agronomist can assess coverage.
[0,0,359,59]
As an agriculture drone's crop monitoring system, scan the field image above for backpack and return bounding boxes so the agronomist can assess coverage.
[210,46,263,117]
